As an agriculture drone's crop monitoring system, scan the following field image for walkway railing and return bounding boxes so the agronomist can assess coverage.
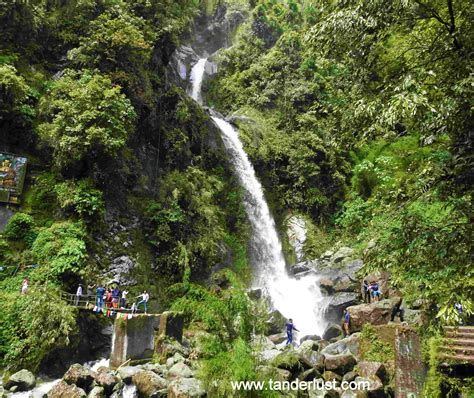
[59,291,155,315]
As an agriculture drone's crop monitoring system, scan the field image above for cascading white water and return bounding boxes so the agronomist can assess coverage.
[189,59,328,339]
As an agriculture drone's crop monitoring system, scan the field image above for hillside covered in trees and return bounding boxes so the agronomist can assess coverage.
[0,0,472,397]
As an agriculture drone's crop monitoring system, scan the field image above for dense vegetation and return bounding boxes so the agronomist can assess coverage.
[206,0,473,323]
[0,0,249,371]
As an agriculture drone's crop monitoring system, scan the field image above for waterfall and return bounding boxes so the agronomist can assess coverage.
[189,59,328,339]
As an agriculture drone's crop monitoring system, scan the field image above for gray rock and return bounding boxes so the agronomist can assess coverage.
[322,250,334,259]
[357,361,388,384]
[342,370,359,383]
[300,334,321,343]
[268,333,287,344]
[332,247,354,263]
[167,378,205,398]
[289,261,312,275]
[251,335,275,351]
[326,292,359,323]
[47,380,87,398]
[260,349,281,362]
[354,376,384,397]
[347,298,402,333]
[87,386,105,398]
[324,352,357,375]
[132,371,168,397]
[106,256,137,286]
[117,366,140,384]
[266,310,287,335]
[321,333,361,359]
[63,364,95,392]
[5,369,36,391]
[322,323,344,340]
[93,369,118,394]
[168,362,194,378]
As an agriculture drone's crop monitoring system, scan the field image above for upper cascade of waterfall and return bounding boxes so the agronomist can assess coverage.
[189,58,328,339]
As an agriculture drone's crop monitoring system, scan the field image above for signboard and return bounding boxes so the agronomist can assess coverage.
[0,152,27,204]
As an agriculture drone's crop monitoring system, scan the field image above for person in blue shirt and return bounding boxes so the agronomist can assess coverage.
[285,319,299,345]
[112,287,121,309]
[370,281,381,302]
[96,285,105,311]
[343,309,351,336]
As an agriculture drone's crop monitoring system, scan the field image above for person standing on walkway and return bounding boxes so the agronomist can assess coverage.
[112,286,121,309]
[75,284,83,306]
[121,289,129,308]
[137,290,150,314]
[96,285,105,311]
[285,318,299,345]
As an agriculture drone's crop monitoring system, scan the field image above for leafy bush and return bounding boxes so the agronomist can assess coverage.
[55,179,105,219]
[37,69,136,168]
[3,213,35,240]
[0,64,28,112]
[31,222,88,279]
[0,287,76,371]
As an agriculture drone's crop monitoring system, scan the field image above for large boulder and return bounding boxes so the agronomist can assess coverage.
[260,349,281,362]
[354,376,385,398]
[251,335,275,351]
[47,380,87,398]
[4,369,36,391]
[117,366,140,384]
[63,364,95,392]
[322,323,344,340]
[266,310,287,335]
[296,341,324,370]
[332,247,354,263]
[94,368,118,394]
[167,378,205,398]
[347,298,402,333]
[321,334,360,359]
[324,353,357,375]
[326,293,359,323]
[132,370,168,397]
[357,362,388,384]
[271,349,310,374]
[268,333,286,345]
[168,363,194,379]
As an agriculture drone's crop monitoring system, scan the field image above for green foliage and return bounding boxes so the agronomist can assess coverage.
[55,179,105,219]
[0,64,29,111]
[67,5,157,70]
[37,69,136,168]
[359,324,394,363]
[3,213,35,241]
[0,287,77,371]
[31,222,88,279]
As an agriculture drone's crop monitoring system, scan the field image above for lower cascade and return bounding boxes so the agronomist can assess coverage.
[190,59,328,339]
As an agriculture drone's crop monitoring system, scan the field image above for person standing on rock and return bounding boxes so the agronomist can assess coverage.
[112,286,121,309]
[363,280,371,303]
[343,309,351,336]
[370,281,381,302]
[137,290,150,314]
[75,284,83,306]
[285,318,299,345]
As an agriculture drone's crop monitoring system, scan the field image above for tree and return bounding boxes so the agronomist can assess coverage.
[37,69,136,169]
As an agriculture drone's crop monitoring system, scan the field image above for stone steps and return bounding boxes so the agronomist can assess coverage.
[439,354,474,364]
[439,345,474,355]
[439,326,474,365]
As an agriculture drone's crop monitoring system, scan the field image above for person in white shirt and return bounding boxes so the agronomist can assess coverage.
[21,278,28,295]
[136,290,150,313]
[121,290,129,308]
[75,284,83,306]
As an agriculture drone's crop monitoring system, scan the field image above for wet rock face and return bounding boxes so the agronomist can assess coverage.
[266,309,287,335]
[326,292,359,323]
[4,369,36,392]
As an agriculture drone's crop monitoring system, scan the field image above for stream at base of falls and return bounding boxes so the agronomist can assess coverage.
[190,58,328,339]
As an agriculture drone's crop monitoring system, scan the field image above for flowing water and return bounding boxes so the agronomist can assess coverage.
[189,59,328,339]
